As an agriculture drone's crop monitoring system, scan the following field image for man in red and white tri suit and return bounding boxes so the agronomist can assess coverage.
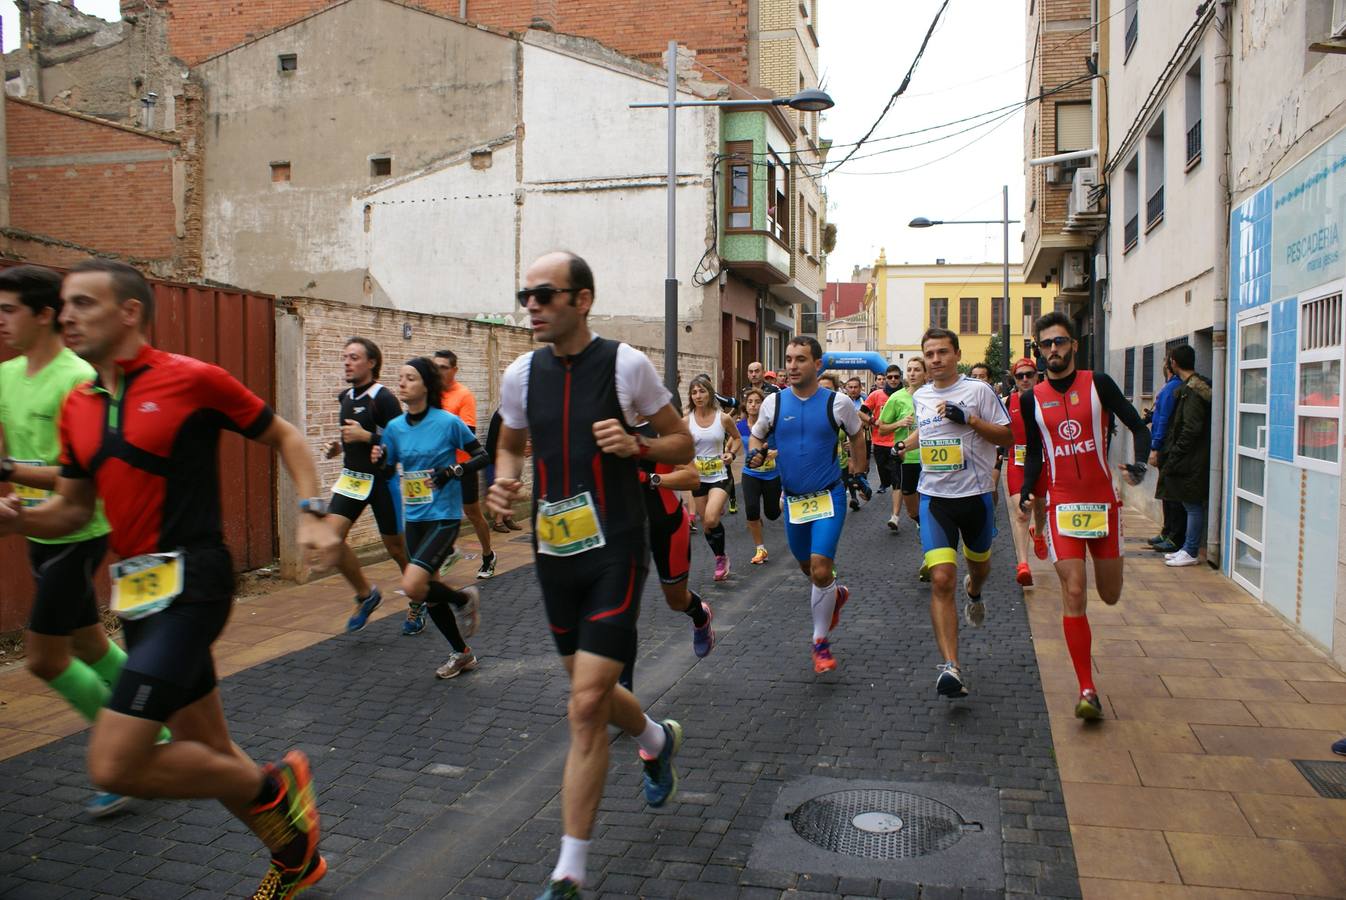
[1017,312,1150,721]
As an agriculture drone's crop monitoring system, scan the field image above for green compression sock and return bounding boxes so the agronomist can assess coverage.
[48,660,110,723]
[87,642,127,688]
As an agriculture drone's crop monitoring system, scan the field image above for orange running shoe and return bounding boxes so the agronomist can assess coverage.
[829,585,850,632]
[250,751,321,884]
[811,639,837,673]
[1015,562,1033,586]
[1030,525,1049,560]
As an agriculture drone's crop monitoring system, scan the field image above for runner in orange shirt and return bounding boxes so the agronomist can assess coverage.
[434,350,497,579]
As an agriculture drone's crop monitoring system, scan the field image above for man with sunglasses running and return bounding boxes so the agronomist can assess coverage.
[1017,312,1149,720]
[488,252,694,900]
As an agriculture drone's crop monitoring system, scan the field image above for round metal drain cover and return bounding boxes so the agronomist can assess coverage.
[791,789,965,859]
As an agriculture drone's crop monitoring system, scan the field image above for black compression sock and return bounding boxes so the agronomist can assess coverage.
[705,524,726,556]
[684,590,708,627]
[423,583,467,651]
[252,771,280,809]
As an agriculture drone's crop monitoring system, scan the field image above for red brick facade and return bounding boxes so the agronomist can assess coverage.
[127,0,750,82]
[6,97,180,262]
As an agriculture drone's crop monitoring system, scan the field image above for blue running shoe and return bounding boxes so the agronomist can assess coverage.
[1333,736,1346,757]
[535,879,582,900]
[402,603,426,636]
[640,719,683,808]
[346,586,382,633]
[86,791,132,818]
[691,601,715,658]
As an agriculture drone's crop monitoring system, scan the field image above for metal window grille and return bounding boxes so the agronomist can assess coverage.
[1142,344,1155,395]
[1124,347,1136,396]
[1124,216,1139,251]
[1186,121,1202,164]
[1301,293,1343,351]
[1146,187,1164,225]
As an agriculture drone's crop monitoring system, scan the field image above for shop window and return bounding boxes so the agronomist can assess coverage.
[1295,291,1343,470]
[725,141,752,231]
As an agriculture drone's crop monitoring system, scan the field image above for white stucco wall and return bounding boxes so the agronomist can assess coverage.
[884,276,925,348]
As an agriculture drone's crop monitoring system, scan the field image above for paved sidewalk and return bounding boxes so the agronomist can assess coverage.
[1022,507,1346,899]
[0,494,1075,899]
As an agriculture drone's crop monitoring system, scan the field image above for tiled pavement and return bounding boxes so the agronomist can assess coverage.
[1024,508,1346,899]
[0,494,1076,899]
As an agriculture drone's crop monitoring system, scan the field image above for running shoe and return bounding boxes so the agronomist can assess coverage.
[936,662,968,698]
[751,545,769,565]
[1146,534,1166,546]
[250,751,320,873]
[1015,562,1033,587]
[829,585,850,632]
[438,550,463,577]
[436,650,478,679]
[875,485,888,494]
[887,514,900,532]
[713,554,730,581]
[1165,550,1200,567]
[963,574,985,628]
[1075,689,1103,721]
[251,854,326,900]
[86,791,132,819]
[640,719,683,807]
[849,497,861,511]
[688,518,698,535]
[535,878,582,899]
[454,586,481,638]
[728,498,738,515]
[1151,538,1180,553]
[811,639,837,673]
[855,475,873,502]
[402,603,427,636]
[476,552,497,580]
[918,563,931,582]
[345,586,382,634]
[1030,526,1049,561]
[1332,736,1346,757]
[691,602,715,658]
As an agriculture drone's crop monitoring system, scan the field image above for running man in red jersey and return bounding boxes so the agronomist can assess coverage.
[0,260,341,898]
[1016,312,1150,720]
[1005,357,1049,586]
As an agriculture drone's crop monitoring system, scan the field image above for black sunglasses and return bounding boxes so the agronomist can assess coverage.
[1014,371,1037,380]
[1037,336,1072,350]
[516,286,578,307]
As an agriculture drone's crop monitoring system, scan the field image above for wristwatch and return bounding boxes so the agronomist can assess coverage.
[895,441,906,455]
[649,473,662,489]
[0,457,13,482]
[298,497,329,517]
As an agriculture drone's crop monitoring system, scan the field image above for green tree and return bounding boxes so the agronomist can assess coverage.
[983,331,1006,380]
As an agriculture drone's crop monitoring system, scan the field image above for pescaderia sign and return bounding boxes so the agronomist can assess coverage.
[1272,126,1346,299]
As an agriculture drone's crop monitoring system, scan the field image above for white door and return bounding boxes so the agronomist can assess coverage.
[1231,311,1269,596]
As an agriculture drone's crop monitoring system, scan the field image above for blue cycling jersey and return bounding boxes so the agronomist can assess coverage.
[769,388,843,496]
[381,408,477,521]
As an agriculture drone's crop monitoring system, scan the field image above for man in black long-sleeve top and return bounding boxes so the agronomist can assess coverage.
[1016,312,1150,721]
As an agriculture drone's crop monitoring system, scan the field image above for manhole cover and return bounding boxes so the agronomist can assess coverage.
[790,789,968,859]
[1293,759,1346,799]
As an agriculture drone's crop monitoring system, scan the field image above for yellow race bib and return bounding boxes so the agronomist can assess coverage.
[695,455,726,479]
[920,438,965,472]
[1013,445,1026,466]
[402,469,435,506]
[536,492,606,557]
[333,468,374,501]
[11,461,50,507]
[786,489,835,525]
[1055,502,1109,539]
[110,552,184,621]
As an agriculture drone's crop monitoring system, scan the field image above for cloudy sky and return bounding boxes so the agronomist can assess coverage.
[5,0,1028,277]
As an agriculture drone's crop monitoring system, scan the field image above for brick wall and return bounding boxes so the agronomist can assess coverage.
[6,97,180,263]
[143,0,750,82]
[285,297,713,554]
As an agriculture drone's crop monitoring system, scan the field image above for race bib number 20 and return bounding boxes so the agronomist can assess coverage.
[920,438,965,472]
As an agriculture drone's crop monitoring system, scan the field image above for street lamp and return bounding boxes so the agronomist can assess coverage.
[909,185,1021,386]
[631,41,835,396]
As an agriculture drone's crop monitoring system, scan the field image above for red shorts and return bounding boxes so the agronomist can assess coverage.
[1007,463,1048,500]
[1045,502,1123,563]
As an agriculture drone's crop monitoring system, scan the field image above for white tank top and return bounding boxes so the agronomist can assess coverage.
[689,410,729,482]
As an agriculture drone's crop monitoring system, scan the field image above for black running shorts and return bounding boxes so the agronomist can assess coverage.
[108,596,232,722]
[329,475,401,536]
[899,461,922,495]
[459,470,480,506]
[26,536,107,636]
[537,535,647,666]
[741,474,782,523]
[405,519,461,574]
[648,502,691,585]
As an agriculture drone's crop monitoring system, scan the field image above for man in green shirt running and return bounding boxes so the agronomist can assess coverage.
[0,265,140,818]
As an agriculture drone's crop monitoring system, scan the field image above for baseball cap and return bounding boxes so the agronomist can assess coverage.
[765,370,777,378]
[1012,357,1037,374]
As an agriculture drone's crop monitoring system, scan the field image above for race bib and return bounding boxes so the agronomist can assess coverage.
[695,455,725,479]
[1056,502,1109,539]
[11,460,49,507]
[333,468,374,501]
[1013,445,1026,466]
[402,469,435,506]
[758,454,776,472]
[786,489,835,524]
[110,552,184,621]
[920,437,965,472]
[536,492,606,557]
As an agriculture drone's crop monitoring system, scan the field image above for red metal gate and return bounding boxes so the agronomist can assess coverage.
[0,269,276,632]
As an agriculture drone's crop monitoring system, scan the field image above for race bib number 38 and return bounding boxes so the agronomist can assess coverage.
[1056,502,1109,539]
[333,468,374,501]
[786,489,835,525]
[401,469,435,506]
[110,552,184,620]
[537,492,606,557]
[920,438,965,472]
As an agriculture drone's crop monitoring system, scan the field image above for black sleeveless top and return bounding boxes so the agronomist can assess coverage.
[526,337,646,544]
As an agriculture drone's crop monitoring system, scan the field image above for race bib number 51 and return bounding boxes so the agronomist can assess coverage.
[537,492,606,557]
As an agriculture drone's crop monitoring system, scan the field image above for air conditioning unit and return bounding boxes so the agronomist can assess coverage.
[1094,253,1109,282]
[1067,166,1100,217]
[1061,251,1088,291]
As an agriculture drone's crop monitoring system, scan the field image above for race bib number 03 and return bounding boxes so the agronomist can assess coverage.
[11,460,49,507]
[1056,502,1109,539]
[694,455,725,479]
[536,492,606,557]
[110,551,184,621]
[1013,445,1026,466]
[333,468,374,501]
[786,489,835,525]
[920,438,966,472]
[401,469,435,506]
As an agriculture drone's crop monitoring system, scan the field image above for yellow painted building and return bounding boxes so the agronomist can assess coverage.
[873,251,1059,372]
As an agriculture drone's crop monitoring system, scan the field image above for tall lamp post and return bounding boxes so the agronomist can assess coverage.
[910,185,1020,386]
[631,41,834,396]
